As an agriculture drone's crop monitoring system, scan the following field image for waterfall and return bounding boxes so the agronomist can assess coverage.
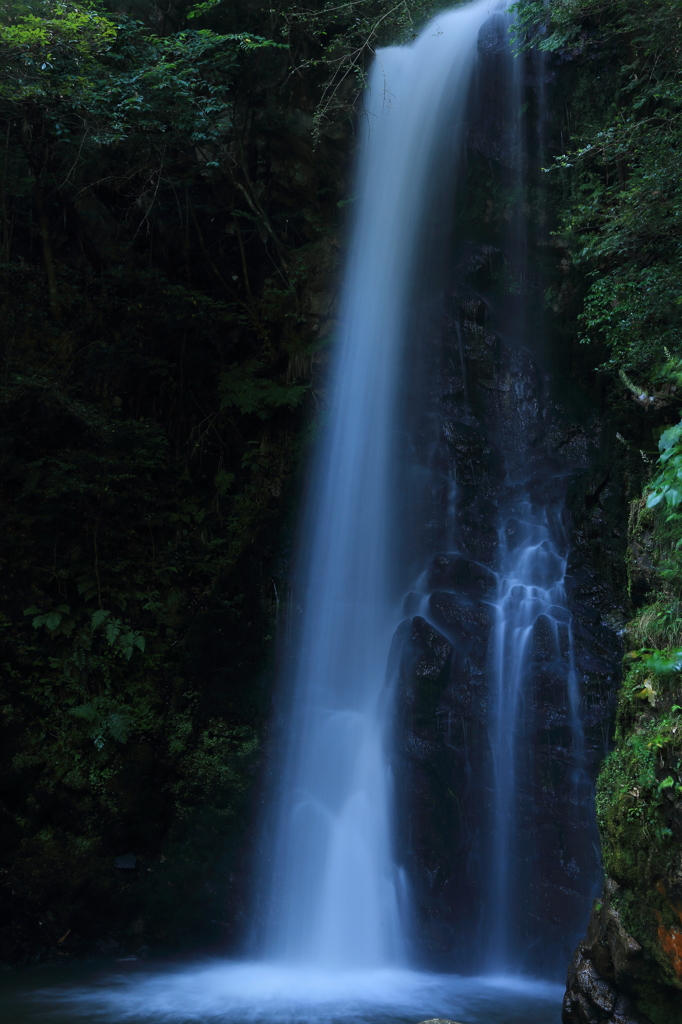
[262,0,496,968]
[29,5,607,1020]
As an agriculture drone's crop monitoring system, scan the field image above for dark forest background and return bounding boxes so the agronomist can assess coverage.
[0,0,435,961]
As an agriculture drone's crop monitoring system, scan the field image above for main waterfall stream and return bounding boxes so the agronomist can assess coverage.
[1,2,608,1021]
[261,0,493,971]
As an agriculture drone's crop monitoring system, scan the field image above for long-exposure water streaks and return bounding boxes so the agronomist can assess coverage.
[488,504,586,968]
[261,0,494,969]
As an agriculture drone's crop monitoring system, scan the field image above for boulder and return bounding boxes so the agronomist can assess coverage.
[562,883,650,1024]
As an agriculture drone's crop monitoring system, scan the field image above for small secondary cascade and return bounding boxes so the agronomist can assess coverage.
[263,0,496,968]
[488,503,587,968]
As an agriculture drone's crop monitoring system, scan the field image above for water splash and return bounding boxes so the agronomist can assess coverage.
[22,963,563,1024]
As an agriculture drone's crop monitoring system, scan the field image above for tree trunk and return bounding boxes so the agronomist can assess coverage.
[32,173,60,321]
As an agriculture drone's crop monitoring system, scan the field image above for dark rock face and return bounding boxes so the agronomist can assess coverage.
[562,882,651,1024]
[390,284,623,974]
[385,15,625,980]
[385,83,630,962]
[425,554,497,597]
[470,14,521,169]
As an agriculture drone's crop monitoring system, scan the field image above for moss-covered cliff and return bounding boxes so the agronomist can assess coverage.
[561,500,682,1024]
[512,0,682,1018]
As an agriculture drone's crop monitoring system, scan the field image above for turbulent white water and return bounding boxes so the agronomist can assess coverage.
[26,963,563,1023]
[263,0,497,969]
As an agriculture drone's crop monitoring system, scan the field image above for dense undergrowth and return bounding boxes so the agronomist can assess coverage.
[0,0,437,963]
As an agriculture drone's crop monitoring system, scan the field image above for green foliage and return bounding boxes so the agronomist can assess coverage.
[0,0,334,963]
[514,0,682,385]
[648,420,682,509]
[70,697,135,749]
[219,360,307,418]
[0,263,299,961]
[264,0,439,139]
[187,0,225,20]
[595,655,682,1000]
[0,0,276,188]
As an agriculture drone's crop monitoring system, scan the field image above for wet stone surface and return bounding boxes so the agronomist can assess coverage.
[562,882,651,1024]
[391,277,623,975]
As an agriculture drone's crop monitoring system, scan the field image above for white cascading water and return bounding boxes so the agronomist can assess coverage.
[263,0,496,969]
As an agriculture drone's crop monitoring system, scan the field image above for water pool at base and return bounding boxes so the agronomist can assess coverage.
[0,962,562,1024]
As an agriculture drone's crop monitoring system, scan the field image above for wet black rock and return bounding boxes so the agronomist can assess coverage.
[417,1020,464,1024]
[471,15,521,168]
[425,554,497,597]
[427,591,493,644]
[393,284,622,974]
[402,617,453,685]
[413,1015,462,1024]
[562,882,651,1024]
[388,27,625,976]
[453,243,502,279]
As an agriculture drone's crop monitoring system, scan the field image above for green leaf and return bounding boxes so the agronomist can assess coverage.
[104,618,122,645]
[187,0,225,19]
[214,469,235,495]
[91,609,111,631]
[29,605,70,632]
[118,630,145,660]
[641,650,682,674]
[107,711,132,744]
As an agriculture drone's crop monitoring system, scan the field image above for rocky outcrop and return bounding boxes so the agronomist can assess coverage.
[389,274,623,973]
[561,490,682,1024]
[563,881,651,1024]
